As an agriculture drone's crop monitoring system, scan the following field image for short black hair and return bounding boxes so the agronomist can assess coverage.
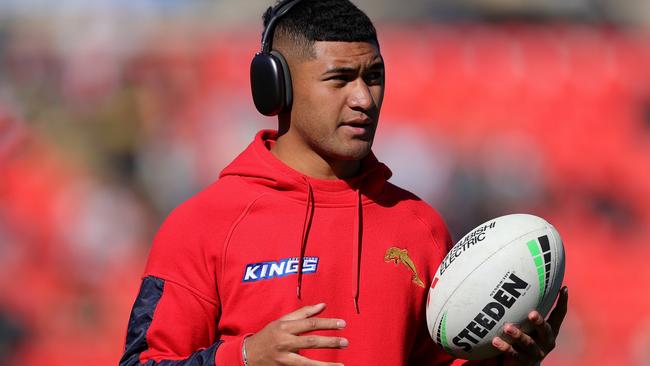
[262,0,378,59]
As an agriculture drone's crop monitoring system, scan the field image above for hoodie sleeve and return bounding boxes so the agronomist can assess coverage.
[119,192,247,366]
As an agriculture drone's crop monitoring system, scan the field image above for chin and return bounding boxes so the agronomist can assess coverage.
[336,144,373,161]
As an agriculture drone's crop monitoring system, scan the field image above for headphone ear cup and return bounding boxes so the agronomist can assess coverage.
[270,50,293,112]
[250,51,292,116]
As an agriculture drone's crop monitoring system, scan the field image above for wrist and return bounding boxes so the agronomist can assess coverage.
[214,334,254,366]
[242,335,251,366]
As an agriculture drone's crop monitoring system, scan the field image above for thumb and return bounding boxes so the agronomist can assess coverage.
[548,286,569,337]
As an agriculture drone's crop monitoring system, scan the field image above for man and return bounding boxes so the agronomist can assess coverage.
[119,1,568,365]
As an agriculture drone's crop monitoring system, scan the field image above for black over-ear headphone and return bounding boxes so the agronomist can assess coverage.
[250,0,304,116]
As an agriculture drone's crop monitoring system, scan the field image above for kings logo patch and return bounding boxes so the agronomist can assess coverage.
[242,257,319,282]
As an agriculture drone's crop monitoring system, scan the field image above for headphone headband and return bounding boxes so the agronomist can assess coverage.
[261,0,303,53]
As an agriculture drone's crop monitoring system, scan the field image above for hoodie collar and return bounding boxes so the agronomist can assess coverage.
[219,130,391,205]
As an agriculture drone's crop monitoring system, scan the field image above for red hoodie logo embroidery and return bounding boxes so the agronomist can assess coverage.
[242,257,319,282]
[384,247,425,288]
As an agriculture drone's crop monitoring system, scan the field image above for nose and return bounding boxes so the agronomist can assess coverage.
[347,79,373,111]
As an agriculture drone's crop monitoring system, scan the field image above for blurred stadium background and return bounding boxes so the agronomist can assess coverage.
[1,0,650,365]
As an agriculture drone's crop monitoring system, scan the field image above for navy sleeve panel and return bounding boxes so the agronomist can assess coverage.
[119,276,223,366]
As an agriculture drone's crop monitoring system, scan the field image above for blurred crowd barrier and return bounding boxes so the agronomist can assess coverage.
[1,12,650,366]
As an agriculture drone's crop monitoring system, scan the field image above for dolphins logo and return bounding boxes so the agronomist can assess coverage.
[384,247,425,288]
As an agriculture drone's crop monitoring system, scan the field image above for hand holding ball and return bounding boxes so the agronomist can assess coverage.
[426,214,566,360]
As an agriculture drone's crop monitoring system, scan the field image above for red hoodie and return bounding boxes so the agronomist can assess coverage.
[119,130,463,366]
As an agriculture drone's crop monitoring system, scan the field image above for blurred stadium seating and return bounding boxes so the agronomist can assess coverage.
[1,1,650,365]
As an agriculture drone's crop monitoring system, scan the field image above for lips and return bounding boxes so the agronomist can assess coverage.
[339,117,375,138]
[340,117,373,128]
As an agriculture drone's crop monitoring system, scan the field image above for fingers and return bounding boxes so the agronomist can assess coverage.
[503,323,545,359]
[278,303,346,335]
[492,334,532,365]
[547,286,569,337]
[528,311,555,351]
[522,286,569,355]
[493,336,539,365]
[258,303,348,364]
[280,303,328,321]
[492,287,569,363]
[493,288,569,364]
[291,334,349,350]
[282,317,347,334]
[492,336,516,357]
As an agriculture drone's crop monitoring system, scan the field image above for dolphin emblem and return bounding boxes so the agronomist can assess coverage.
[384,247,425,288]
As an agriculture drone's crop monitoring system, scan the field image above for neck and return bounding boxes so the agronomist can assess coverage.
[271,133,360,180]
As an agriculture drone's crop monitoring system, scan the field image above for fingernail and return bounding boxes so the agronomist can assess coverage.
[530,312,542,323]
[337,320,346,328]
[492,337,505,348]
[340,338,349,348]
[504,325,516,336]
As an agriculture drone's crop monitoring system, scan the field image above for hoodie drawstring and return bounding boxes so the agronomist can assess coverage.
[296,178,364,314]
[297,178,314,300]
[352,188,362,313]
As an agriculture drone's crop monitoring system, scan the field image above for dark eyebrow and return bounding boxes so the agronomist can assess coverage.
[322,60,385,76]
[322,66,358,76]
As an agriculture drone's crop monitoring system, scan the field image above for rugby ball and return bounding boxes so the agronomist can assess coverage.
[426,214,565,360]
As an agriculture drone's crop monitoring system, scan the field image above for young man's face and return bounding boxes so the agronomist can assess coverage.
[288,41,385,163]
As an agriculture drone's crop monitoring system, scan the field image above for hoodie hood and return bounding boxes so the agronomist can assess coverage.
[219,130,391,205]
[220,130,392,312]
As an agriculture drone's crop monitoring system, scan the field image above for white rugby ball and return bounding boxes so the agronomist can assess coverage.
[426,214,565,360]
